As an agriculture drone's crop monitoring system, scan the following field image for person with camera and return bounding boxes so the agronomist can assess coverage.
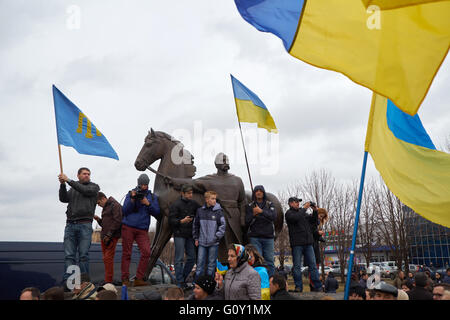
[168,184,201,289]
[245,185,276,277]
[94,192,123,284]
[121,173,160,287]
[285,197,322,292]
[58,167,100,288]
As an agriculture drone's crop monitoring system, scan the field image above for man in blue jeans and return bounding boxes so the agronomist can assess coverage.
[59,167,99,288]
[285,197,322,292]
[245,185,276,277]
[169,185,201,288]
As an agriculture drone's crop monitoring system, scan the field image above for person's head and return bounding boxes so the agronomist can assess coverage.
[204,191,217,207]
[245,244,265,267]
[193,275,216,300]
[77,167,91,184]
[181,185,193,200]
[269,274,287,296]
[408,271,414,278]
[442,290,450,300]
[95,290,117,300]
[348,286,366,300]
[397,289,409,300]
[317,208,328,223]
[97,192,108,207]
[42,286,65,300]
[435,272,441,279]
[365,289,374,300]
[398,270,404,279]
[361,272,368,280]
[414,272,428,288]
[446,268,450,276]
[433,283,450,300]
[227,244,248,269]
[288,197,301,210]
[19,287,40,300]
[253,185,265,202]
[373,282,398,300]
[214,153,230,173]
[137,174,150,190]
[163,287,184,300]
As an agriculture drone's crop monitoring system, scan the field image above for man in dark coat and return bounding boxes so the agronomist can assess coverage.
[245,185,276,277]
[407,272,433,300]
[169,184,201,288]
[94,192,123,284]
[269,274,297,300]
[59,167,100,286]
[324,272,339,293]
[285,197,322,292]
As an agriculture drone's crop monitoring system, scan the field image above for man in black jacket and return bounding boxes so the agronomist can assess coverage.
[407,272,433,300]
[270,274,297,300]
[169,185,201,288]
[285,197,322,292]
[245,185,276,277]
[59,167,100,287]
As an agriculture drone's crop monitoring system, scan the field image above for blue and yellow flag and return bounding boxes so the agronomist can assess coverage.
[231,75,278,133]
[234,0,450,115]
[365,93,450,228]
[216,260,229,276]
[52,85,119,160]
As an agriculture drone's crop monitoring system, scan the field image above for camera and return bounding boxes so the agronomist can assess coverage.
[309,201,316,208]
[131,186,147,200]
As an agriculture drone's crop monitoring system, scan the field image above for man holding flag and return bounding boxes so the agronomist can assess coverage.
[52,84,119,289]
[59,167,100,288]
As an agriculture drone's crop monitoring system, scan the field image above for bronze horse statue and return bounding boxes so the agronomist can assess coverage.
[134,129,284,278]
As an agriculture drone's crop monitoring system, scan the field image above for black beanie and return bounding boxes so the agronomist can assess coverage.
[195,275,216,295]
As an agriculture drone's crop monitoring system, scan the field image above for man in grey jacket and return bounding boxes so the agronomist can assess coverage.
[59,167,99,287]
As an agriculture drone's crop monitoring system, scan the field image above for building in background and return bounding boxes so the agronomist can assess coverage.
[405,206,450,268]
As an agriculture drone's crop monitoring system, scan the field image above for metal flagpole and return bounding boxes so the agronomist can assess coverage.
[344,151,369,300]
[231,75,254,191]
[237,120,254,192]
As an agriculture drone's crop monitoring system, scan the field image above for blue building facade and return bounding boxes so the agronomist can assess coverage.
[406,208,450,268]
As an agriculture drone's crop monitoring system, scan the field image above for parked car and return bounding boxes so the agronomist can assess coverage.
[380,261,397,279]
[0,241,176,300]
[367,262,381,274]
[318,266,333,275]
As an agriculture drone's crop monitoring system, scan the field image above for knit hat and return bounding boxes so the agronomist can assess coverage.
[195,275,216,295]
[414,272,428,287]
[137,174,150,186]
[181,184,193,193]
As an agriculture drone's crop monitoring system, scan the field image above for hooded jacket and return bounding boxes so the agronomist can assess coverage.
[122,189,160,230]
[245,185,276,239]
[193,202,226,247]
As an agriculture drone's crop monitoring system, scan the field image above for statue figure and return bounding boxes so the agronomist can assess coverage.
[134,129,283,277]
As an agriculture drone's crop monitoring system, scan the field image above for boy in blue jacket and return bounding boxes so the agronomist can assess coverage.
[121,174,160,287]
[193,191,226,279]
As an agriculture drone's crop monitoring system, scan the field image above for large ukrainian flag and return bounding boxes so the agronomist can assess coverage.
[234,0,450,115]
[231,74,278,133]
[365,93,450,228]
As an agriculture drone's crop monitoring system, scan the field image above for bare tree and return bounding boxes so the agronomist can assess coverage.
[358,179,378,267]
[373,178,412,271]
[328,182,357,282]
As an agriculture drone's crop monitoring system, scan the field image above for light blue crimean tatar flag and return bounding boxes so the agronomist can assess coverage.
[52,85,119,160]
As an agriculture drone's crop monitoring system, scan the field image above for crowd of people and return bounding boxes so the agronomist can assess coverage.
[17,166,450,300]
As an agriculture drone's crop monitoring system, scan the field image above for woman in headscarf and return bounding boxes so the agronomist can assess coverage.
[215,244,261,300]
[245,243,271,300]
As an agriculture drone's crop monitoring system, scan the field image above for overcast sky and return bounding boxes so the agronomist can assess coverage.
[0,1,448,242]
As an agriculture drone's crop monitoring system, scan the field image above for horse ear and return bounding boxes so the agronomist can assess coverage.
[150,128,156,137]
